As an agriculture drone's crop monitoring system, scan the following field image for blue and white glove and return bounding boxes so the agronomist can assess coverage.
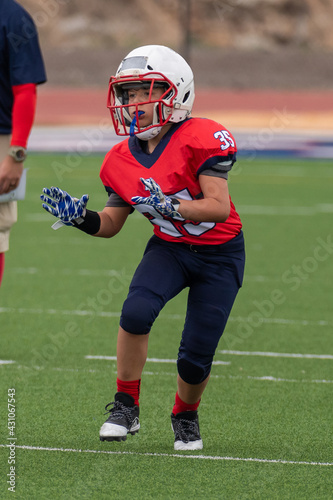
[131,178,181,218]
[40,187,89,229]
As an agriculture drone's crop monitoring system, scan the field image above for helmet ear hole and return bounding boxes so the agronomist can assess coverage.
[183,91,190,103]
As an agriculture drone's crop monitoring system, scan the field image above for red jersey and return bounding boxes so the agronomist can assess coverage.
[100,118,242,245]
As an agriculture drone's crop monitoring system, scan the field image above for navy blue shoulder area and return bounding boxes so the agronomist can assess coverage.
[197,152,237,176]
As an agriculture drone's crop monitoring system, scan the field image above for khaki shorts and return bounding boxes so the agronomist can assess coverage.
[0,135,17,252]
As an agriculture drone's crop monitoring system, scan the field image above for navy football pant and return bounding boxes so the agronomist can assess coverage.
[120,232,245,384]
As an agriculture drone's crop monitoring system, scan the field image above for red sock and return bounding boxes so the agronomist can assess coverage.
[172,391,200,415]
[0,253,4,286]
[116,378,141,406]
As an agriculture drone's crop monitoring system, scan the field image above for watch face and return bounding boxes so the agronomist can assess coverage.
[9,147,26,162]
[16,150,25,160]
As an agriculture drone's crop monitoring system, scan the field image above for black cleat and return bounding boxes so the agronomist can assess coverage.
[99,392,140,442]
[171,411,203,450]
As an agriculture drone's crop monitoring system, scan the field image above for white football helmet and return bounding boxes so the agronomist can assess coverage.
[107,45,195,140]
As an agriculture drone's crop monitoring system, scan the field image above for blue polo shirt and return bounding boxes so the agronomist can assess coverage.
[0,0,47,134]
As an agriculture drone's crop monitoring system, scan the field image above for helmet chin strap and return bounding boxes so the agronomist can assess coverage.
[136,126,162,141]
[130,110,145,136]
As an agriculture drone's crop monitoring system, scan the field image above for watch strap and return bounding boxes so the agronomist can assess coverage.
[8,146,27,162]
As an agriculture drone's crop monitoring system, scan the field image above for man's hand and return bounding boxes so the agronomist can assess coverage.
[131,178,181,218]
[40,187,89,225]
[0,156,23,194]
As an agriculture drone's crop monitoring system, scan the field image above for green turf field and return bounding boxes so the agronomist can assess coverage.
[1,154,332,499]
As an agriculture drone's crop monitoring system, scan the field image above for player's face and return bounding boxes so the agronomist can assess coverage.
[127,87,165,126]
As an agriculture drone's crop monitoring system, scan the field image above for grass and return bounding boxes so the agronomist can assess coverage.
[0,154,332,499]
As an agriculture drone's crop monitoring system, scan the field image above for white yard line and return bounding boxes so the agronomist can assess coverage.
[0,307,121,318]
[219,350,333,360]
[3,363,332,384]
[85,355,230,366]
[0,306,330,327]
[6,267,273,282]
[7,267,124,277]
[244,375,333,384]
[224,374,333,384]
[0,444,331,466]
[229,316,331,327]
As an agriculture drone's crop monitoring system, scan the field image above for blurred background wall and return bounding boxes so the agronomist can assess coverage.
[17,0,333,89]
[17,0,333,158]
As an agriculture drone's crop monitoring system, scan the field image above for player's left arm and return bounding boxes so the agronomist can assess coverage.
[0,84,36,194]
[177,174,230,223]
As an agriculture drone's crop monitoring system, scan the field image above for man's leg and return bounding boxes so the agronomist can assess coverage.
[0,252,4,286]
[0,135,17,286]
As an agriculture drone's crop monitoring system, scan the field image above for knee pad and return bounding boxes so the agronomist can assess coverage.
[120,290,161,335]
[177,357,211,385]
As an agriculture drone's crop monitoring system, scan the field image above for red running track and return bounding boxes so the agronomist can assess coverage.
[35,87,333,126]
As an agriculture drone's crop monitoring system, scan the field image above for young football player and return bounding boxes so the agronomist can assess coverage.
[41,45,245,451]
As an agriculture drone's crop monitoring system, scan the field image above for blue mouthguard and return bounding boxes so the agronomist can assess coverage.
[130,110,145,136]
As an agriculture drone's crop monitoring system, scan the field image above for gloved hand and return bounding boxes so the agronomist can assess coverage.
[40,187,89,226]
[131,178,181,218]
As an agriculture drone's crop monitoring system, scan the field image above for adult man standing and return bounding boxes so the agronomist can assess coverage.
[0,0,46,285]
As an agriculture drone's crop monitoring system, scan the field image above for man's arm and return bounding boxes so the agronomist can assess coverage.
[0,84,36,194]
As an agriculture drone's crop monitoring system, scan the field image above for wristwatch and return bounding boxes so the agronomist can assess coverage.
[8,146,27,163]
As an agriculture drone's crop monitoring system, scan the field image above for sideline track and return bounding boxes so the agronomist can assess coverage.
[30,87,333,158]
[28,125,333,159]
[0,444,332,466]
